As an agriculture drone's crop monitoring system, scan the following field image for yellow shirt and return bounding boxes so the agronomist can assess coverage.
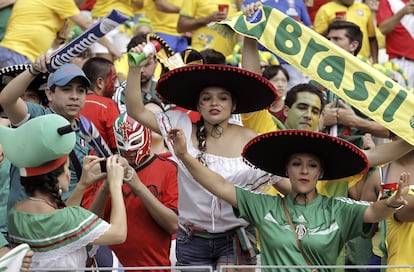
[386,188,414,271]
[115,54,162,82]
[180,0,239,56]
[146,0,183,36]
[92,0,135,18]
[241,110,278,135]
[0,0,79,62]
[314,2,376,59]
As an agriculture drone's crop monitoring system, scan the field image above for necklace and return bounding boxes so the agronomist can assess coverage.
[29,197,57,209]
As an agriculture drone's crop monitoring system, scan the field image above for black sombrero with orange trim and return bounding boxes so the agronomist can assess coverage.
[155,64,278,114]
[242,130,368,180]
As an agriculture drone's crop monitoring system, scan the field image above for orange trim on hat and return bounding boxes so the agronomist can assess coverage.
[20,156,68,177]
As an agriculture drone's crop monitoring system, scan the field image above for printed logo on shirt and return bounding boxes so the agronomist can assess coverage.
[296,224,307,239]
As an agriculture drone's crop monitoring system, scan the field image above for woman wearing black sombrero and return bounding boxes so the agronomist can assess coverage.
[125,44,278,269]
[168,128,410,271]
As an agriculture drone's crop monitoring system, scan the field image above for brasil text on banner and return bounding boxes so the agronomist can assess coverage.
[213,5,414,145]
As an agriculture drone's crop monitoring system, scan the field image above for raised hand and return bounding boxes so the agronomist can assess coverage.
[106,155,125,189]
[168,128,187,159]
[80,155,107,186]
[387,172,411,208]
[242,1,262,17]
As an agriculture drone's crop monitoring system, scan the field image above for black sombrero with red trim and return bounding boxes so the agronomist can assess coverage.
[242,130,368,180]
[155,64,278,114]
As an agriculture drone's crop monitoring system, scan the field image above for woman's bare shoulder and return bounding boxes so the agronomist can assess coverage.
[230,124,258,143]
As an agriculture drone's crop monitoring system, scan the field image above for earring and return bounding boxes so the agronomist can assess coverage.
[58,185,63,196]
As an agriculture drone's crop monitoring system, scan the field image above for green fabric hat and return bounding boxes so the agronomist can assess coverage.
[0,114,76,168]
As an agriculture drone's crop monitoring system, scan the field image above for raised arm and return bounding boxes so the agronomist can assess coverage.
[0,53,52,124]
[239,3,278,133]
[91,155,127,245]
[364,138,414,167]
[240,2,262,75]
[363,172,409,222]
[65,155,107,207]
[241,37,261,74]
[239,38,278,132]
[168,128,238,208]
[124,44,161,134]
[0,67,36,124]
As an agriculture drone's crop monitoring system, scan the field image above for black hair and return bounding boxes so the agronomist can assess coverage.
[285,83,326,110]
[20,163,67,209]
[200,49,226,65]
[127,33,147,51]
[326,20,363,56]
[82,57,114,86]
[262,65,290,82]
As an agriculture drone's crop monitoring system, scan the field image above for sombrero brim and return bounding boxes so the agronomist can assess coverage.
[156,64,278,114]
[0,64,49,110]
[242,130,368,180]
[147,33,175,59]
[0,64,48,91]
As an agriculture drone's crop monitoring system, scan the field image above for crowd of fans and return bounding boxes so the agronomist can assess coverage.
[0,0,413,271]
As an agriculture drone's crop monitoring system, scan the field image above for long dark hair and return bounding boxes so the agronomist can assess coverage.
[20,164,66,209]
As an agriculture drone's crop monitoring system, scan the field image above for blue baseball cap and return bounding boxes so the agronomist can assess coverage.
[47,63,90,88]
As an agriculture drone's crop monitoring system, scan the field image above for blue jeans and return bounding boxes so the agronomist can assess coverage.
[367,254,382,272]
[0,46,32,68]
[176,227,256,271]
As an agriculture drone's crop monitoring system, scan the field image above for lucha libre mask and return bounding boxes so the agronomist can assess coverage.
[113,112,152,166]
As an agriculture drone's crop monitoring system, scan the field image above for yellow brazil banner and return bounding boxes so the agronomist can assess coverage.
[213,5,414,145]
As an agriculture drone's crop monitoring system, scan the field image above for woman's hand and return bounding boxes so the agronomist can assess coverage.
[168,128,187,159]
[387,172,410,208]
[79,155,107,186]
[106,155,125,188]
[128,42,154,68]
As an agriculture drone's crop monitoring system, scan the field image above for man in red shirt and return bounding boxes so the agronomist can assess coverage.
[80,57,120,152]
[107,112,178,271]
[377,0,414,89]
